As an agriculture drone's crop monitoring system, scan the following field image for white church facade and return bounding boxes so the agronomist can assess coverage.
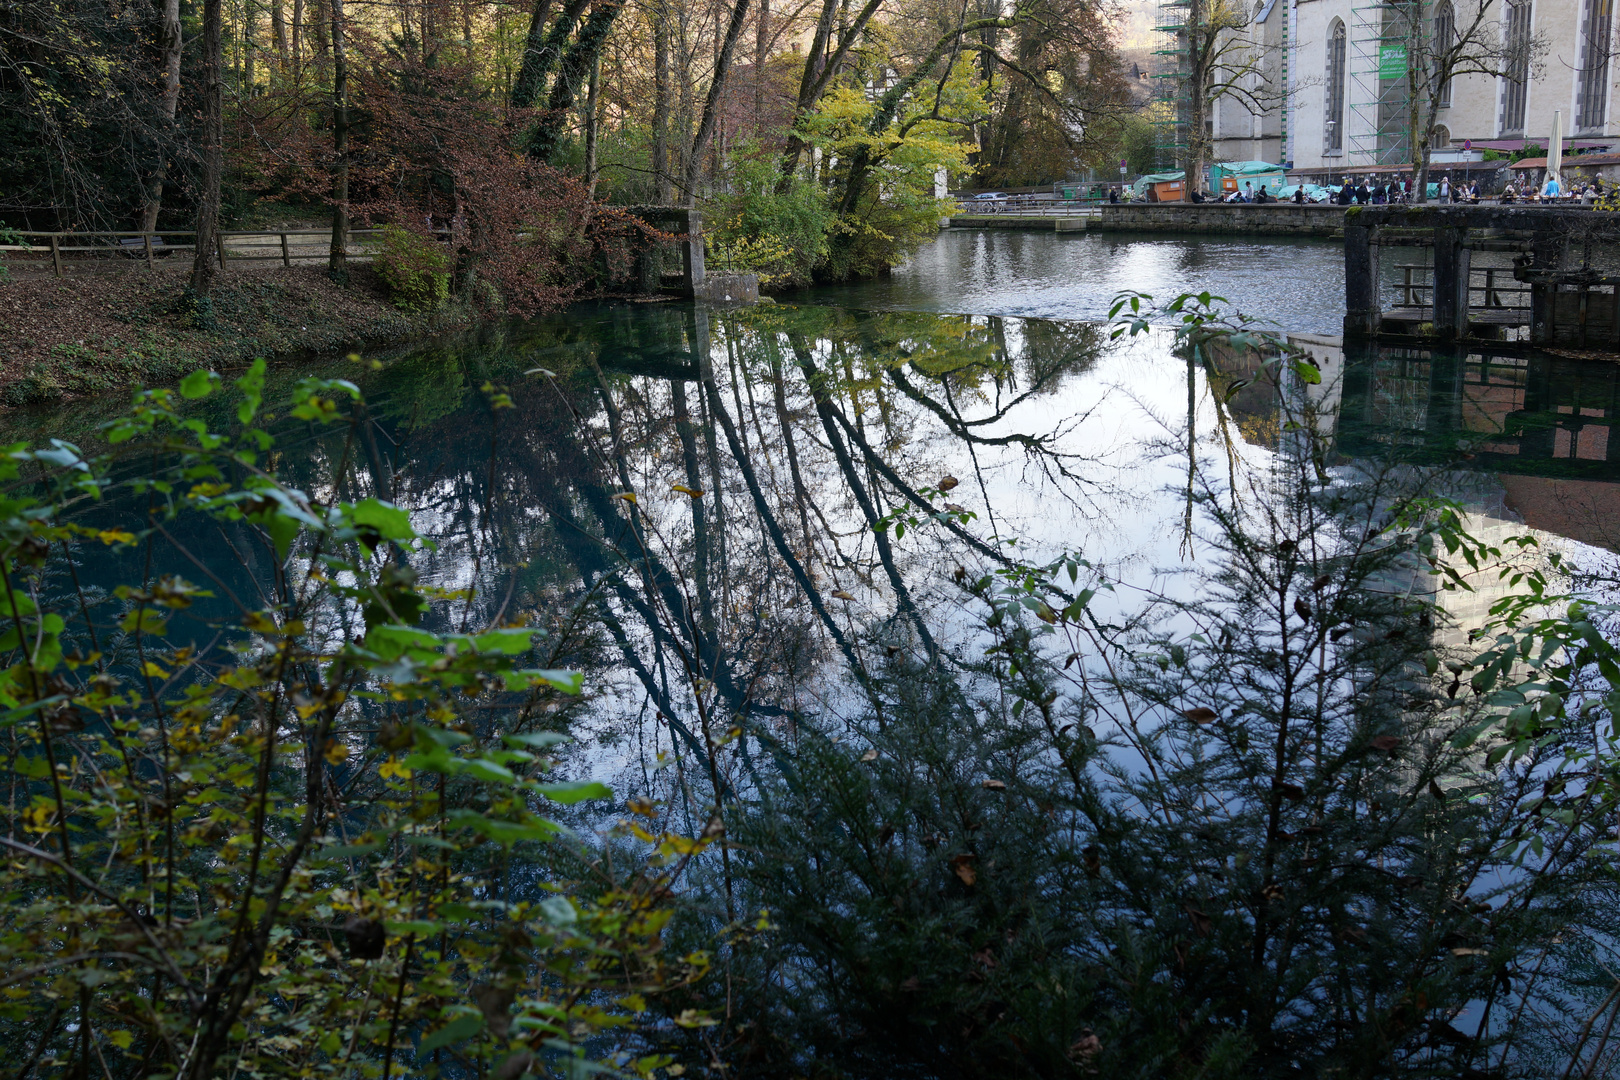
[1206,0,1620,176]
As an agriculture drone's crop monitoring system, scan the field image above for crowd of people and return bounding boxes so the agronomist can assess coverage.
[1093,172,1611,206]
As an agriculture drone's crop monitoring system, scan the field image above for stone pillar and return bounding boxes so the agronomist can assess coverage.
[1431,226,1470,339]
[1344,223,1379,337]
[1528,230,1561,345]
[681,209,704,299]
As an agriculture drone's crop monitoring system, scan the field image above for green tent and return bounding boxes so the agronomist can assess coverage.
[1211,160,1288,196]
[1130,170,1186,197]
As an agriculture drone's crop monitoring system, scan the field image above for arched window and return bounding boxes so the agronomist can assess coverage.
[1433,2,1454,107]
[1501,0,1532,134]
[1326,20,1346,152]
[1578,0,1614,130]
[1433,124,1451,148]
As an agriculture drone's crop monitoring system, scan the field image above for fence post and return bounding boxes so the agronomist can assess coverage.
[217,231,228,268]
[281,232,291,267]
[144,233,154,270]
[50,235,62,278]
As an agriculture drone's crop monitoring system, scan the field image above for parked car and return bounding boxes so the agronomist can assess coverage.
[972,192,1008,212]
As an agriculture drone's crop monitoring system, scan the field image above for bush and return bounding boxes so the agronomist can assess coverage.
[0,363,716,1077]
[708,149,832,289]
[371,222,452,311]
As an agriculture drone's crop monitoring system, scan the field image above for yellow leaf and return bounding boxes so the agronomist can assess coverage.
[141,661,168,678]
[671,484,704,498]
[613,491,637,503]
[831,590,856,601]
[661,834,708,856]
[109,1030,134,1051]
[323,741,350,765]
[379,757,412,780]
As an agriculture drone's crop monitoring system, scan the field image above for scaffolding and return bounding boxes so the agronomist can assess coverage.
[1150,0,1191,172]
[1347,1,1412,165]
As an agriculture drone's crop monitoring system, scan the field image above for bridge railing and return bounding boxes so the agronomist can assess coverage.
[1,228,453,277]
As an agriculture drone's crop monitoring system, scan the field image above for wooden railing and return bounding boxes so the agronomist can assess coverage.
[1391,264,1532,310]
[1,228,449,276]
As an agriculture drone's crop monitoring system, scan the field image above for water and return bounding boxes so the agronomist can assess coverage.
[800,228,1349,335]
[43,298,1620,759]
[18,238,1620,1075]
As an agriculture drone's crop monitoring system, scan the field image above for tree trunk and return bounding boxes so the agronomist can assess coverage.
[270,0,289,68]
[244,0,257,94]
[774,0,882,188]
[329,0,350,275]
[526,0,626,162]
[1409,53,1431,203]
[510,0,555,106]
[141,0,183,232]
[754,0,768,130]
[511,0,588,108]
[584,52,601,198]
[310,0,330,83]
[683,0,753,204]
[192,0,225,297]
[291,0,305,82]
[1186,0,1208,190]
[654,0,671,201]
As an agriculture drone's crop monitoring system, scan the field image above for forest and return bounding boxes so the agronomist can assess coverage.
[0,0,1132,297]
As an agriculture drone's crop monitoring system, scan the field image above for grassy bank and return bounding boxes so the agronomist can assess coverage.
[0,264,461,408]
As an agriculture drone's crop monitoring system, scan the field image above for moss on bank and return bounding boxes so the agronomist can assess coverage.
[0,265,464,408]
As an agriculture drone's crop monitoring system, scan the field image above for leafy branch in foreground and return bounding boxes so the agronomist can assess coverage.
[0,361,709,1079]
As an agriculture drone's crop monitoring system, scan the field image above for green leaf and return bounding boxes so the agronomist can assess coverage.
[119,610,167,636]
[347,498,416,543]
[419,1012,483,1054]
[505,669,584,694]
[535,780,612,805]
[504,731,571,749]
[385,919,443,935]
[474,628,538,655]
[538,896,577,925]
[179,369,217,399]
[236,359,267,425]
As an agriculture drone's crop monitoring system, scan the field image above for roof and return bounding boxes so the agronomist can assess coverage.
[1294,161,1507,177]
[1471,138,1612,152]
[1511,152,1620,169]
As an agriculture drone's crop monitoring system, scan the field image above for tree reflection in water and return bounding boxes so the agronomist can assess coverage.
[51,302,1620,1077]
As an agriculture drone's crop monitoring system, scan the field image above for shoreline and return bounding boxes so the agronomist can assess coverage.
[0,263,467,409]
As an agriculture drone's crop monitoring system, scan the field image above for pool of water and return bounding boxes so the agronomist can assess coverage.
[798,229,1349,335]
[47,301,1620,778]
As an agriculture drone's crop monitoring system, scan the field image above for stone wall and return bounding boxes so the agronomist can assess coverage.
[1093,204,1346,237]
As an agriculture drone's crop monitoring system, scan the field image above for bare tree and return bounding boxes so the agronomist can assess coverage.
[1169,0,1287,190]
[140,0,183,232]
[328,0,350,277]
[1392,0,1545,202]
[192,0,224,297]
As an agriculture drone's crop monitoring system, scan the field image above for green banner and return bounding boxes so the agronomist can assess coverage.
[1379,44,1408,80]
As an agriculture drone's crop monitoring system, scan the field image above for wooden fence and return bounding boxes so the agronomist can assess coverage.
[1,229,449,277]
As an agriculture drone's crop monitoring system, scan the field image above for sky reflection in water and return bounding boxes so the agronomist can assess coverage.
[800,229,1349,335]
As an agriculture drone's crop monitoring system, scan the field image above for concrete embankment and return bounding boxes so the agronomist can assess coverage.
[945,204,1347,238]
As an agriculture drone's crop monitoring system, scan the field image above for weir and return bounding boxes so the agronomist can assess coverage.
[1343,205,1620,348]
